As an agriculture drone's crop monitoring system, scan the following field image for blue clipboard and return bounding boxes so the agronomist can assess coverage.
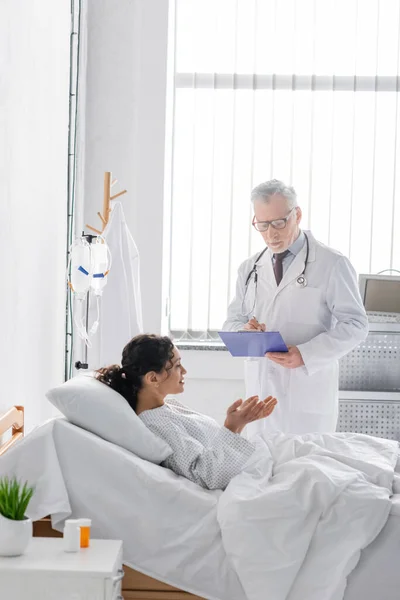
[218,331,288,357]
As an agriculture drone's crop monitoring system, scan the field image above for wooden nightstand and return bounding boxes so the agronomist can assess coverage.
[0,537,124,599]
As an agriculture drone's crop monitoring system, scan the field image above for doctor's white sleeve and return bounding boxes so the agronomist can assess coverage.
[145,421,255,490]
[222,265,248,331]
[297,256,368,376]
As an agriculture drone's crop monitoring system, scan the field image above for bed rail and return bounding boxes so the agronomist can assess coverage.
[0,405,24,457]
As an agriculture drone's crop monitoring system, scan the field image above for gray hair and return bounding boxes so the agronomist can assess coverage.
[251,179,298,209]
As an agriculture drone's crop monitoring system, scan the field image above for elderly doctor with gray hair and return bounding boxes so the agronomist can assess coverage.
[223,179,368,435]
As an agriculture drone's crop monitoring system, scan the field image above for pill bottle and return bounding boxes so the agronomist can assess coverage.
[63,519,81,552]
[79,518,92,548]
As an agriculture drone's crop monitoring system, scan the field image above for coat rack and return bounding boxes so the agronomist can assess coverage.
[75,171,126,370]
[86,171,127,234]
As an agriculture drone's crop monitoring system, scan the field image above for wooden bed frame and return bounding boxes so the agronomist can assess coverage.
[0,405,24,457]
[0,406,205,600]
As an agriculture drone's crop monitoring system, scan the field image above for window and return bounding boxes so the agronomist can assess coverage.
[169,0,400,340]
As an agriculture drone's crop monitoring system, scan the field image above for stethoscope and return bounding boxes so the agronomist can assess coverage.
[241,233,310,317]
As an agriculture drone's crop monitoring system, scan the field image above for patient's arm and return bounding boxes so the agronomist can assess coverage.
[146,420,255,490]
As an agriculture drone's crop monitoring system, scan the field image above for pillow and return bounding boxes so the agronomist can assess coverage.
[46,374,172,463]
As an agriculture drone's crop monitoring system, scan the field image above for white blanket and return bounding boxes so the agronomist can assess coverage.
[217,432,399,600]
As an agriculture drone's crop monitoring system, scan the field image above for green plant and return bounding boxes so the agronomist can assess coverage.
[0,477,34,521]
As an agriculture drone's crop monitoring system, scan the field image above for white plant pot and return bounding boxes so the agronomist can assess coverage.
[0,512,32,556]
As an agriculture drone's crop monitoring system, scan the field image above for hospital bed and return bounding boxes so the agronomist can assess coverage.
[0,405,217,600]
[1,405,400,600]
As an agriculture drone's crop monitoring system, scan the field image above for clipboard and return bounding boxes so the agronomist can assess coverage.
[218,331,288,357]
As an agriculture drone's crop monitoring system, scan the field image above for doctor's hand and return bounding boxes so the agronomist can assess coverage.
[224,395,277,434]
[266,345,305,369]
[243,317,266,331]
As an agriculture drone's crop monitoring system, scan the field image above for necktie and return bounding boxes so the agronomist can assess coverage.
[273,250,290,285]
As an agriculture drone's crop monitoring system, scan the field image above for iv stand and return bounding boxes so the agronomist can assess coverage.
[74,233,96,371]
[74,171,126,372]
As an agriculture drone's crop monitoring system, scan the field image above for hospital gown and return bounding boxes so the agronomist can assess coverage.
[139,399,255,490]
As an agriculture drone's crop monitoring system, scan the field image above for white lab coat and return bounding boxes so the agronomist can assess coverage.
[223,231,368,435]
[86,202,143,369]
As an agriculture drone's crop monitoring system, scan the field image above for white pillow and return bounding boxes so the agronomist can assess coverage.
[46,374,172,463]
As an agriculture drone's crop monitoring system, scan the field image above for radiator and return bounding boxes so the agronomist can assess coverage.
[339,332,400,392]
[337,397,400,441]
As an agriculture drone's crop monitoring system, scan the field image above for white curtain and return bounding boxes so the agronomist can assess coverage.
[169,0,400,338]
[0,0,70,431]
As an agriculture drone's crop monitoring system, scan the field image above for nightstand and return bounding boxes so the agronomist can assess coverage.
[0,537,124,599]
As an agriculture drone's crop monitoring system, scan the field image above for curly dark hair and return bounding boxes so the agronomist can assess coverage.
[96,334,175,412]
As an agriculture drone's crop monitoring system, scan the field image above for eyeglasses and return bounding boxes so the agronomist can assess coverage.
[252,207,295,232]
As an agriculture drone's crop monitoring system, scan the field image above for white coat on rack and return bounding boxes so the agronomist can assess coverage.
[86,202,143,369]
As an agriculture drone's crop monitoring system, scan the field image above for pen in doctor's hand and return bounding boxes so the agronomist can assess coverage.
[243,317,266,331]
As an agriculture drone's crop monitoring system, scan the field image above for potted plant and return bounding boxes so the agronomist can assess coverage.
[0,476,34,556]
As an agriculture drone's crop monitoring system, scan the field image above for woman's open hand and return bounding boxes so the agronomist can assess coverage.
[224,395,277,434]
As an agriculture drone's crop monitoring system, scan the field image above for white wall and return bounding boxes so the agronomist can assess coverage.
[0,0,70,430]
[82,0,169,334]
[81,0,241,421]
[179,351,246,424]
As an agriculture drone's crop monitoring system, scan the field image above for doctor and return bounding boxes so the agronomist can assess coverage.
[223,179,368,435]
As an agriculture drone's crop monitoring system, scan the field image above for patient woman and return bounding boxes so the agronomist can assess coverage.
[96,334,277,490]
